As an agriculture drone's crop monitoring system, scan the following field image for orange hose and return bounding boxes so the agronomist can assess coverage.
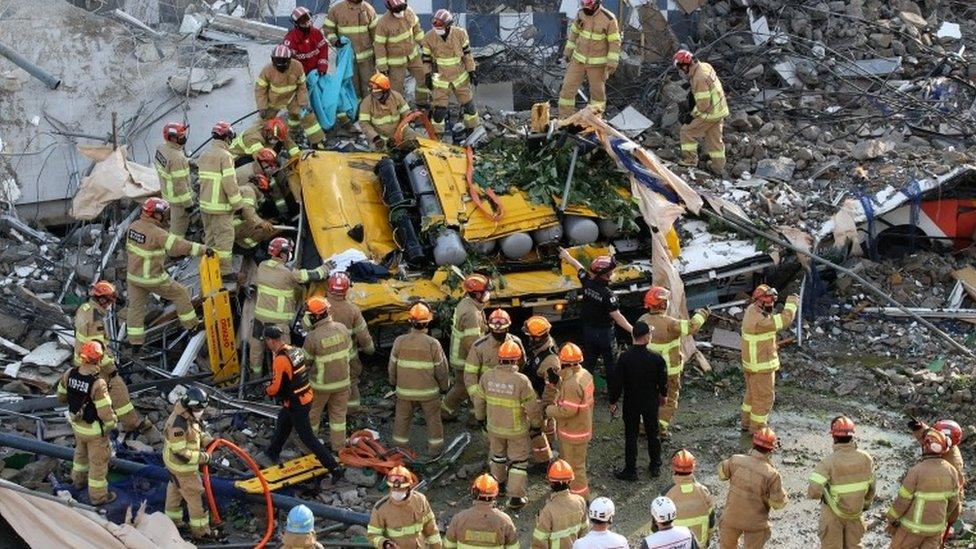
[393,110,439,146]
[466,146,503,222]
[203,438,275,549]
[337,429,415,475]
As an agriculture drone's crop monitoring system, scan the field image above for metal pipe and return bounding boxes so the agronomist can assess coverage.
[0,432,370,525]
[0,41,61,90]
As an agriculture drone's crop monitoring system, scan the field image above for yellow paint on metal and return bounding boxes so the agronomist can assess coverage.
[200,254,240,385]
[235,454,327,493]
[462,192,560,241]
[414,139,467,226]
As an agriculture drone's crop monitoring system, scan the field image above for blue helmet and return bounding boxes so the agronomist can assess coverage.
[286,504,315,534]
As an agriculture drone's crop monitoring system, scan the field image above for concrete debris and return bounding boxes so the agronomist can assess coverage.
[21,342,71,368]
[608,106,654,138]
[937,22,962,40]
[852,139,893,160]
[755,157,796,182]
[167,68,233,95]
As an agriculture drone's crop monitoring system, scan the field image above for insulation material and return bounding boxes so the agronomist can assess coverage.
[71,145,160,221]
[830,198,862,255]
[778,226,814,270]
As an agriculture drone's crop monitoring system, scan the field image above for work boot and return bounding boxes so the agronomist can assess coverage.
[94,491,118,506]
[507,497,527,510]
[329,466,346,485]
[679,153,698,167]
[649,464,661,478]
[441,412,458,423]
[613,469,638,481]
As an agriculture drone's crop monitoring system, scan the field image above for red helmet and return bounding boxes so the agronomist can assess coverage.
[462,273,491,294]
[922,428,949,455]
[256,147,278,170]
[580,0,599,8]
[487,309,511,332]
[643,287,670,310]
[328,272,351,296]
[386,0,407,10]
[272,44,292,60]
[673,49,694,66]
[91,281,117,302]
[162,122,188,144]
[590,255,616,275]
[934,419,962,447]
[211,121,235,140]
[291,6,311,24]
[263,118,289,142]
[268,237,293,259]
[142,197,170,218]
[79,341,105,364]
[752,427,777,451]
[432,9,453,27]
[830,416,856,438]
[752,284,778,305]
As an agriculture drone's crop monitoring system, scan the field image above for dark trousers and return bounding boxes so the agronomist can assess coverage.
[582,325,616,380]
[266,402,339,470]
[623,404,661,471]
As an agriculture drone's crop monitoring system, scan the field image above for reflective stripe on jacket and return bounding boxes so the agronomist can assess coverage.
[690,62,730,121]
[740,300,797,373]
[366,491,442,549]
[198,140,243,214]
[389,329,449,401]
[126,217,203,286]
[886,456,962,535]
[154,141,193,205]
[324,1,377,60]
[374,8,424,71]
[639,310,706,376]
[304,318,352,392]
[562,7,620,66]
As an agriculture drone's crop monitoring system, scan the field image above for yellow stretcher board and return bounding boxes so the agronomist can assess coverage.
[235,454,328,494]
[200,255,240,384]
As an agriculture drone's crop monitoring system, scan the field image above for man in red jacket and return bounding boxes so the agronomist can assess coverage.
[284,7,329,75]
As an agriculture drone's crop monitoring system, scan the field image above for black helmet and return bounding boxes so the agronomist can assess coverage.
[181,387,210,411]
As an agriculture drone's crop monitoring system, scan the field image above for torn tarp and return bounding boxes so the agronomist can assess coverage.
[70,145,159,221]
[308,38,359,131]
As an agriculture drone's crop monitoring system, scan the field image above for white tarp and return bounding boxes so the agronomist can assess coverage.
[71,145,160,221]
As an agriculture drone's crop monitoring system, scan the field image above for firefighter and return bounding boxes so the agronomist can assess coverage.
[886,428,962,548]
[324,0,378,99]
[558,248,632,379]
[229,118,301,164]
[303,296,353,450]
[358,73,414,150]
[374,0,429,110]
[441,273,490,421]
[389,302,449,456]
[674,49,729,174]
[573,497,628,549]
[284,504,324,549]
[255,45,324,147]
[741,284,798,433]
[55,341,117,506]
[717,427,788,549]
[421,9,480,135]
[639,286,709,437]
[806,416,876,549]
[641,497,698,549]
[557,0,621,118]
[366,466,442,549]
[910,418,966,488]
[163,387,213,539]
[524,315,559,464]
[284,7,329,75]
[326,271,375,413]
[249,237,328,375]
[663,449,715,547]
[125,197,208,345]
[474,340,539,510]
[252,147,297,222]
[444,474,518,549]
[198,121,244,272]
[546,343,595,498]
[233,174,277,253]
[261,326,344,481]
[153,122,193,237]
[464,308,524,402]
[532,459,589,549]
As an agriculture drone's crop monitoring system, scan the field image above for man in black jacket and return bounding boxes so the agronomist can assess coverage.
[609,321,668,480]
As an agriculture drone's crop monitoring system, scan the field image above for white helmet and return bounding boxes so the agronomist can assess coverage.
[651,496,677,523]
[588,497,615,522]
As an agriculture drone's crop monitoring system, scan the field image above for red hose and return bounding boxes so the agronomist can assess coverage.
[202,438,275,549]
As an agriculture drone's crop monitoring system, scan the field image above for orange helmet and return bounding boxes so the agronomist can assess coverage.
[671,449,696,474]
[643,287,670,310]
[328,272,351,296]
[386,465,414,489]
[830,416,856,438]
[487,309,511,332]
[462,273,491,294]
[79,341,104,364]
[921,428,949,455]
[497,340,523,362]
[558,342,584,365]
[211,120,235,140]
[263,118,289,142]
[472,474,499,498]
[934,419,963,447]
[91,280,117,301]
[252,174,270,192]
[409,302,433,324]
[523,316,552,338]
[547,459,575,483]
[306,296,330,317]
[752,284,778,305]
[752,427,777,451]
[162,121,188,144]
[369,73,391,92]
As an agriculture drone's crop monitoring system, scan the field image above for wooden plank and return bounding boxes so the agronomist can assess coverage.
[952,267,976,302]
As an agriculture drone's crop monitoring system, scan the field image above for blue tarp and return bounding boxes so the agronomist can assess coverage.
[308,37,359,130]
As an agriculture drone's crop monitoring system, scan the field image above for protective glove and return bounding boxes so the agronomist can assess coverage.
[204,247,217,258]
[259,108,278,120]
[469,71,478,86]
[695,307,710,319]
[546,368,560,386]
[607,64,618,76]
[425,73,434,91]
[907,418,924,431]
[787,294,801,305]
[261,221,275,233]
[382,541,399,549]
[680,111,693,125]
[372,135,386,149]
[333,38,344,49]
[199,451,211,464]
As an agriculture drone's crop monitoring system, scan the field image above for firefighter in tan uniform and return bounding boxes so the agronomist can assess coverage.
[557,0,620,118]
[249,237,328,374]
[445,474,518,549]
[284,505,324,549]
[229,118,301,163]
[56,341,117,505]
[717,427,788,549]
[532,460,589,549]
[674,49,729,174]
[639,287,709,437]
[233,175,276,253]
[367,466,442,549]
[198,121,244,272]
[256,45,324,147]
[125,197,207,345]
[421,10,480,135]
[664,449,715,547]
[324,0,378,99]
[806,416,876,549]
[910,418,966,494]
[741,284,798,433]
[524,315,559,464]
[163,387,214,540]
[389,303,449,456]
[441,274,490,421]
[546,343,595,498]
[473,341,540,510]
[886,429,962,548]
[326,272,375,413]
[154,122,193,237]
[374,0,429,110]
[464,309,524,402]
[303,296,353,450]
[359,73,415,150]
